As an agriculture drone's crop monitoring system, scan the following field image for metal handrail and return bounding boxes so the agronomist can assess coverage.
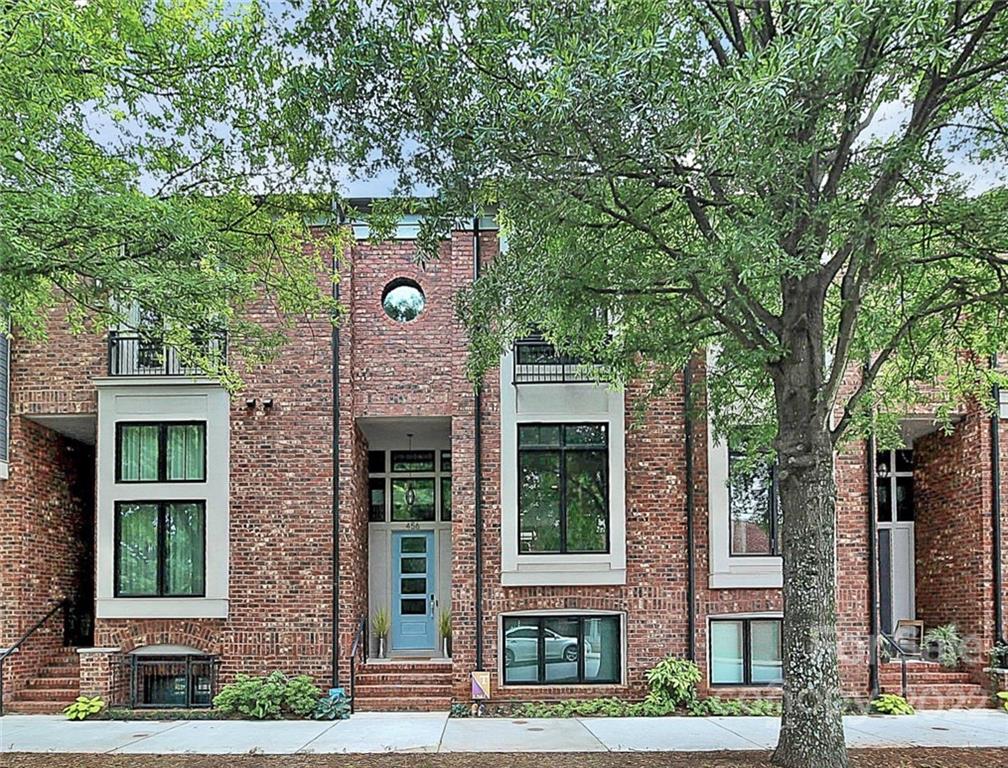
[878,632,909,698]
[512,337,598,385]
[0,598,70,716]
[348,616,367,714]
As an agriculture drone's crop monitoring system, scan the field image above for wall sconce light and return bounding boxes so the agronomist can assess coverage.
[245,398,256,409]
[263,398,274,409]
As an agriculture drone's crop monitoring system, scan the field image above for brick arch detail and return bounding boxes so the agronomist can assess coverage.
[98,621,225,655]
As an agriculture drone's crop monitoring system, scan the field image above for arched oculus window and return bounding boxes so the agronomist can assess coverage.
[382,279,426,323]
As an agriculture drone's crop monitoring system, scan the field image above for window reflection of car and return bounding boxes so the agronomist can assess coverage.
[504,626,585,665]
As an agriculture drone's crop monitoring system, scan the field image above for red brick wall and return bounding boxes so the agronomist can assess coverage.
[915,410,995,654]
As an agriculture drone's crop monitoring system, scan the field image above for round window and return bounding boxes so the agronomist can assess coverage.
[382,278,426,323]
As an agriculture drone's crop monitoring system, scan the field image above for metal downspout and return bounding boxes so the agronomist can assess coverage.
[867,433,880,697]
[473,217,484,671]
[991,355,1004,643]
[683,360,696,661]
[332,234,342,688]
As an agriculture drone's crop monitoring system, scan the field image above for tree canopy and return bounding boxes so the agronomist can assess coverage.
[1,0,341,383]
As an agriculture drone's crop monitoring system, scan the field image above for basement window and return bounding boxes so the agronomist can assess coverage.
[710,618,783,686]
[128,651,218,708]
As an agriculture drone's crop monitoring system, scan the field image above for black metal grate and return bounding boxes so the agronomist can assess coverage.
[512,337,598,384]
[108,331,226,376]
[113,654,220,709]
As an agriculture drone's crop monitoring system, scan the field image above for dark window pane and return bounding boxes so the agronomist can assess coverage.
[441,477,452,521]
[875,451,892,476]
[750,620,783,684]
[564,424,607,446]
[119,425,160,482]
[584,617,621,683]
[391,450,435,472]
[710,621,744,684]
[401,536,427,554]
[391,478,436,521]
[895,476,915,521]
[116,503,159,595]
[503,618,541,684]
[368,451,386,473]
[519,451,561,553]
[401,598,426,615]
[894,449,913,473]
[877,480,892,522]
[401,577,426,594]
[564,450,607,552]
[163,503,205,596]
[544,618,580,683]
[441,451,451,472]
[401,557,426,574]
[165,424,205,481]
[369,478,386,522]
[518,425,561,447]
[729,452,774,555]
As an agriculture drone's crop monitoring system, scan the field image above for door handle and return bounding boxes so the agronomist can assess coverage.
[430,595,435,618]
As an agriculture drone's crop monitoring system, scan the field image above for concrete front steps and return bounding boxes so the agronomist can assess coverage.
[352,659,453,712]
[5,649,80,714]
[879,660,992,709]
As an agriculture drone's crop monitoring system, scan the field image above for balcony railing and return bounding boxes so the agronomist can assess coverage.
[108,330,227,377]
[513,337,598,385]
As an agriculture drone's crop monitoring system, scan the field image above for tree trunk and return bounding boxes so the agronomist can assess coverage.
[771,282,849,768]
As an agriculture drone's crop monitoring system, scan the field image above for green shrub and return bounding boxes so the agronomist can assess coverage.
[644,657,701,708]
[63,695,105,721]
[870,693,915,715]
[213,671,321,720]
[687,696,781,717]
[923,623,964,669]
[313,691,351,720]
[989,642,1008,671]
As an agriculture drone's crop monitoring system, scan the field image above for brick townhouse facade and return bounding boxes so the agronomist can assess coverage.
[0,216,1006,714]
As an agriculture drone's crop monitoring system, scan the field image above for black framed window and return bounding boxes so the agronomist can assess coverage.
[115,501,206,597]
[116,422,206,483]
[518,423,608,554]
[502,615,621,685]
[131,655,217,708]
[728,448,781,556]
[710,618,783,685]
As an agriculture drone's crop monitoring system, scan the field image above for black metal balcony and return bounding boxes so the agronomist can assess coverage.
[108,330,227,377]
[512,337,598,385]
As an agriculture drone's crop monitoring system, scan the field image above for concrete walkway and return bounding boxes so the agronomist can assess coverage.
[1,710,1006,754]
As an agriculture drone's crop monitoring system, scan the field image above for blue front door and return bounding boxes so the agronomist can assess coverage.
[392,531,435,651]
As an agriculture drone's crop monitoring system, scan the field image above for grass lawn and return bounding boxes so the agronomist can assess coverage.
[1,751,1005,767]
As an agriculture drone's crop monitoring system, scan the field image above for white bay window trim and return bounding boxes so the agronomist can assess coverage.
[500,348,626,586]
[95,379,229,618]
[707,428,782,589]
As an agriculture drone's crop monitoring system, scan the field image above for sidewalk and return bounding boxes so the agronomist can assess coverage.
[1,710,1006,754]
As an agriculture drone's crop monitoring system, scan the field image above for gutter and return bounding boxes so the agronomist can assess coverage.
[473,216,485,671]
[683,360,696,661]
[991,355,1004,643]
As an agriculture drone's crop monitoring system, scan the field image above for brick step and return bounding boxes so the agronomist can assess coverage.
[4,700,69,714]
[355,671,453,684]
[354,684,453,698]
[910,694,994,710]
[25,675,79,689]
[11,687,79,702]
[362,662,452,672]
[352,696,451,712]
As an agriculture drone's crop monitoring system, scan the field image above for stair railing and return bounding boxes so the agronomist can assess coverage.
[348,615,368,715]
[878,631,909,698]
[0,598,70,716]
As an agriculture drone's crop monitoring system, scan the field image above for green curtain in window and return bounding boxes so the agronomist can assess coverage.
[166,424,205,481]
[117,503,158,594]
[120,425,159,481]
[164,502,205,595]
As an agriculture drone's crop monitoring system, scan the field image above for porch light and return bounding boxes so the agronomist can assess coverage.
[404,432,417,508]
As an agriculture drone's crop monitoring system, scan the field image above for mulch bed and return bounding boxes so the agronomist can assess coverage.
[1,751,1006,768]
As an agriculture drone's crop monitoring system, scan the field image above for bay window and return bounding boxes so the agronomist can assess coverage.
[115,501,206,597]
[518,423,609,554]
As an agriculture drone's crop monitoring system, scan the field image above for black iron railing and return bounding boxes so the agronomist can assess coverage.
[512,337,598,385]
[879,632,909,698]
[108,331,226,377]
[0,598,70,716]
[349,616,367,714]
[114,654,219,709]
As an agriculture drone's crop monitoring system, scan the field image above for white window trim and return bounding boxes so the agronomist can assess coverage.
[500,348,626,586]
[95,381,229,619]
[707,428,782,589]
[497,610,627,688]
